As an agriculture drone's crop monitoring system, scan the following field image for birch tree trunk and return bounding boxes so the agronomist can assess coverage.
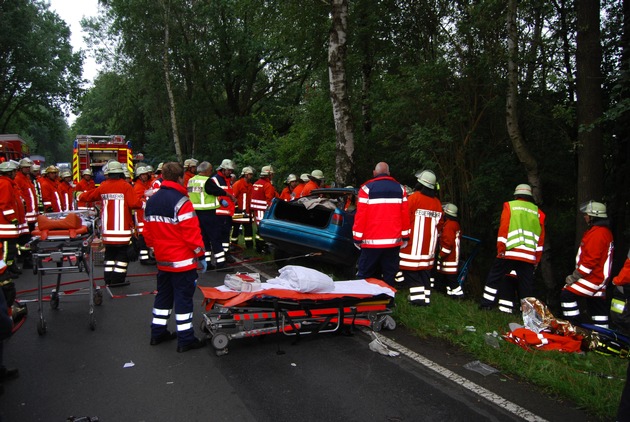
[160,0,183,163]
[329,0,355,187]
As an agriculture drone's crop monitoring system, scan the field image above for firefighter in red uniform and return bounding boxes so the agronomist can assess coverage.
[0,240,19,394]
[58,170,75,211]
[0,161,27,277]
[561,201,613,328]
[75,169,96,210]
[143,162,206,353]
[39,166,62,213]
[353,162,410,286]
[613,248,630,421]
[77,161,143,286]
[30,164,43,213]
[133,166,155,265]
[435,203,463,298]
[300,170,324,197]
[210,159,237,263]
[292,173,309,199]
[251,165,278,253]
[231,166,255,249]
[14,158,38,268]
[398,170,442,306]
[480,184,545,313]
[183,158,198,187]
[279,174,298,201]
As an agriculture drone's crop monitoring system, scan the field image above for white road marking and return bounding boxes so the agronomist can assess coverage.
[368,330,549,422]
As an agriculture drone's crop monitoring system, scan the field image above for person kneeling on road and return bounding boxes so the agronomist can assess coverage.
[143,162,207,353]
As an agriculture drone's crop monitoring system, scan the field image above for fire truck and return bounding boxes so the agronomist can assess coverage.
[72,135,133,185]
[0,134,29,162]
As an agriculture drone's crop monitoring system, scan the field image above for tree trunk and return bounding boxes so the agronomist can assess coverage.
[506,0,542,201]
[329,0,355,187]
[575,0,603,240]
[160,0,183,163]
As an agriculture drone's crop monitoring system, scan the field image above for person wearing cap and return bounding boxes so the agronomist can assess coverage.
[300,170,325,197]
[133,166,155,265]
[0,161,27,277]
[560,201,613,328]
[353,162,410,287]
[479,183,546,313]
[435,203,463,299]
[293,173,309,198]
[231,166,256,249]
[279,174,298,201]
[188,162,222,268]
[251,165,278,253]
[397,170,443,306]
[208,159,238,265]
[75,169,96,210]
[14,158,38,230]
[183,159,198,187]
[77,161,144,287]
[58,170,75,211]
[39,166,63,213]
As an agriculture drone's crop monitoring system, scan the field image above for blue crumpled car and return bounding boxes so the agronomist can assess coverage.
[258,188,359,276]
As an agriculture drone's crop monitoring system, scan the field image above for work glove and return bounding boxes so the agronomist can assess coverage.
[199,259,208,273]
[565,269,581,286]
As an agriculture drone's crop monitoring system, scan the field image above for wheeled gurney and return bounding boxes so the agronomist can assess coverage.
[26,210,101,335]
[198,277,396,356]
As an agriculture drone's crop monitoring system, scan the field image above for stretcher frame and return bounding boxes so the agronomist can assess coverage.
[199,278,396,356]
[27,211,102,335]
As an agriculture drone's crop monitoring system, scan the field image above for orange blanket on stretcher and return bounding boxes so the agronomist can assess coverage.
[32,213,88,240]
[199,278,396,310]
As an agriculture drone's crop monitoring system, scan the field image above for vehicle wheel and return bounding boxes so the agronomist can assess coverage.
[93,290,103,306]
[50,292,59,310]
[211,333,229,350]
[37,319,47,335]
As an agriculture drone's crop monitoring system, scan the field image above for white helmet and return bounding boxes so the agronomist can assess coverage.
[0,161,19,172]
[443,203,458,218]
[218,159,235,170]
[60,170,72,179]
[260,165,274,177]
[580,201,607,218]
[416,170,436,189]
[299,173,309,182]
[107,161,124,174]
[241,166,254,175]
[286,174,297,183]
[82,169,93,176]
[514,184,532,197]
[188,159,198,167]
[135,166,150,177]
[156,162,164,172]
[310,169,325,180]
[183,159,191,168]
[18,157,33,168]
[45,165,59,174]
[31,164,41,172]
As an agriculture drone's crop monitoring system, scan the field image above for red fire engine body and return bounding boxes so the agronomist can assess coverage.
[72,135,133,185]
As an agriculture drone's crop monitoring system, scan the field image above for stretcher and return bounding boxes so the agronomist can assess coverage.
[26,210,101,335]
[198,277,396,356]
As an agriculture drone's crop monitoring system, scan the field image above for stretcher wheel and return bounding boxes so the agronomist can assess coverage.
[93,290,103,306]
[211,333,229,350]
[199,320,210,334]
[50,292,59,310]
[37,319,47,335]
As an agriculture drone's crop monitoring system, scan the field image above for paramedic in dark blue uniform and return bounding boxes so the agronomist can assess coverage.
[143,162,207,353]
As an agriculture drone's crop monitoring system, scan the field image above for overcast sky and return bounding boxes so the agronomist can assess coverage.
[49,0,102,84]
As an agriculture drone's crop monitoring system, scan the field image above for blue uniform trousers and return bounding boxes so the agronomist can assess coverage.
[151,269,197,347]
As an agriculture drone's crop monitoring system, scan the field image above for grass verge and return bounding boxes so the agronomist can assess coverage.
[393,292,626,420]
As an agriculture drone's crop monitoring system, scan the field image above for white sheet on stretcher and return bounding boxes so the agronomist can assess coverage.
[215,279,395,298]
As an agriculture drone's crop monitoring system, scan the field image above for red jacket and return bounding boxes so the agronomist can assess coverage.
[399,191,442,270]
[437,217,461,275]
[232,177,253,213]
[613,255,630,286]
[300,180,320,197]
[75,178,96,209]
[133,178,153,234]
[78,178,143,245]
[14,170,38,223]
[143,180,204,272]
[58,180,74,211]
[565,224,614,297]
[39,176,62,213]
[353,175,410,249]
[279,186,295,201]
[251,177,278,223]
[0,176,27,238]
[211,170,235,217]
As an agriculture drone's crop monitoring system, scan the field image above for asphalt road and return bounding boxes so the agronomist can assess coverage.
[0,254,597,422]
